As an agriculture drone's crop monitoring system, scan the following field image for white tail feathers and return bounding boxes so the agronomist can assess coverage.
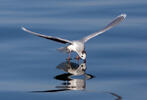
[57,47,69,53]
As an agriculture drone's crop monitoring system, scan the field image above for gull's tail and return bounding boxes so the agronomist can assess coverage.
[57,47,69,53]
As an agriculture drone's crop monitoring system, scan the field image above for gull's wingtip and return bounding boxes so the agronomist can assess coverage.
[120,13,127,18]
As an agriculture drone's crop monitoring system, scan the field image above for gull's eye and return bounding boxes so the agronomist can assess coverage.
[81,55,83,57]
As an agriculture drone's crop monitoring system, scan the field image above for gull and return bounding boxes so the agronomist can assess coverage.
[22,14,126,60]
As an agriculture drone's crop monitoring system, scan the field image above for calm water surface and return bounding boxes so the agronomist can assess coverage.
[0,0,147,100]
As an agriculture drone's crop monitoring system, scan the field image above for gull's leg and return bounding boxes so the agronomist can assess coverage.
[76,55,79,64]
[77,55,79,61]
[67,52,71,63]
[77,55,79,60]
[67,52,70,61]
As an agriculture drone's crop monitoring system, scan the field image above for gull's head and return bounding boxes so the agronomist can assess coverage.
[79,50,86,60]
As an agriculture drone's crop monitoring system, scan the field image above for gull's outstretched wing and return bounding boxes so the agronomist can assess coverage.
[81,14,127,43]
[22,27,72,44]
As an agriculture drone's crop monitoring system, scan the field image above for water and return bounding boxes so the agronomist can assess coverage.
[0,0,147,100]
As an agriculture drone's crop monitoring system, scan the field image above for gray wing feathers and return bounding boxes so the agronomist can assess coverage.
[81,14,127,43]
[22,27,72,44]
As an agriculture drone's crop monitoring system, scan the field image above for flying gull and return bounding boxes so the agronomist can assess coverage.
[22,14,126,60]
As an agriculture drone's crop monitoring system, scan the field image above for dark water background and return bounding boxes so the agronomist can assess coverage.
[0,0,147,100]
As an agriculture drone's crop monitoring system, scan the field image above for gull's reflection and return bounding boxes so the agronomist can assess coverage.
[31,61,122,100]
[56,61,87,75]
[32,61,94,93]
[55,73,94,91]
[54,61,93,91]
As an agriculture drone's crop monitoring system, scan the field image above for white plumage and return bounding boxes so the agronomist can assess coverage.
[22,14,126,60]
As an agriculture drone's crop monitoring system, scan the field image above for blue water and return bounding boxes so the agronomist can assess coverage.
[0,0,147,100]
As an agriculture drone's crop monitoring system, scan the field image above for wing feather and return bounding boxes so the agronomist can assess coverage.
[22,27,72,44]
[81,14,127,43]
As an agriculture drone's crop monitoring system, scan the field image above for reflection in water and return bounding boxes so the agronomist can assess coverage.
[108,92,122,100]
[56,61,86,75]
[32,61,94,93]
[32,73,94,93]
[55,73,94,91]
[31,61,123,100]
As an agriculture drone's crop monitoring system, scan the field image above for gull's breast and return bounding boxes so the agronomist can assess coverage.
[72,41,84,52]
[67,41,84,52]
